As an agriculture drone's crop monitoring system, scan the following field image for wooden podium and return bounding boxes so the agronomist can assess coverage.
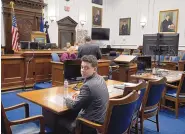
[113,55,137,82]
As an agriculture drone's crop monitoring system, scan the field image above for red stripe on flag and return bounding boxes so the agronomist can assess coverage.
[12,13,19,52]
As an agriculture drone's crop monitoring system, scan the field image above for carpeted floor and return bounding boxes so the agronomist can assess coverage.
[1,90,185,134]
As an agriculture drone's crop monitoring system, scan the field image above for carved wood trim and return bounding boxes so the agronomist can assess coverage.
[57,16,78,27]
[2,0,45,53]
[57,16,78,48]
[2,0,46,10]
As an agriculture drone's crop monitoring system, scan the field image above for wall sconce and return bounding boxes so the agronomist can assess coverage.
[49,16,56,22]
[80,20,86,26]
[140,22,146,28]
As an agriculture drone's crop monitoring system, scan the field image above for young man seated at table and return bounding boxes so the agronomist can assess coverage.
[58,55,109,134]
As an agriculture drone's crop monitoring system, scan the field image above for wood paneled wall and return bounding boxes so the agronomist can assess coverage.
[1,55,25,90]
[1,50,67,91]
[2,0,45,54]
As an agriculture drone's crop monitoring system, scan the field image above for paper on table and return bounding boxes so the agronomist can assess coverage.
[124,82,137,87]
[44,95,65,106]
[107,85,124,94]
[107,85,115,93]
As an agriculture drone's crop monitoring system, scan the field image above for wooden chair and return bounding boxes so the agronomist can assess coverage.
[162,73,185,118]
[1,102,52,134]
[139,77,167,134]
[124,82,147,134]
[76,90,139,134]
[123,81,146,96]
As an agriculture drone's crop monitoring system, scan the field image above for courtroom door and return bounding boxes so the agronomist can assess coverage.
[57,16,78,49]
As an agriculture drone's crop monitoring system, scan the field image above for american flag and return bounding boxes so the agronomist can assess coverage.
[12,12,19,51]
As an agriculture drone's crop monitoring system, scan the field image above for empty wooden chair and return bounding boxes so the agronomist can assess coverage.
[1,102,52,134]
[162,73,185,118]
[139,77,166,134]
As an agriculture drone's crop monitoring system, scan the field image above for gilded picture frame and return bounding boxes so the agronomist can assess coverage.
[119,18,131,35]
[158,9,179,33]
[92,0,103,5]
[92,6,102,27]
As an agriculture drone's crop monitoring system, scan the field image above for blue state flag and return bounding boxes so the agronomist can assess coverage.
[40,17,44,32]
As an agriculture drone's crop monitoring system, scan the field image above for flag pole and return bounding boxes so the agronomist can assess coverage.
[10,1,15,11]
[10,1,19,52]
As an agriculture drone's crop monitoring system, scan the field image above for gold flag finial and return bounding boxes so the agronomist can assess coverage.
[10,1,15,9]
[42,8,44,17]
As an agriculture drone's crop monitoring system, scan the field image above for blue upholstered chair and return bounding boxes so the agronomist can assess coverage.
[1,102,52,134]
[160,55,165,62]
[164,56,170,62]
[123,82,147,134]
[109,51,117,56]
[139,77,166,134]
[162,73,185,118]
[51,53,60,62]
[170,56,180,62]
[76,90,140,134]
[181,54,185,61]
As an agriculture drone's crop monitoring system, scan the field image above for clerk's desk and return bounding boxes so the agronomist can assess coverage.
[51,59,111,86]
[18,80,136,130]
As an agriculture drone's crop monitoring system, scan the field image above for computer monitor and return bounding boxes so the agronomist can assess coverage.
[38,42,45,49]
[91,28,110,40]
[30,42,38,49]
[20,41,29,49]
[45,43,51,49]
[143,33,179,56]
[137,56,152,72]
[101,48,111,54]
[64,59,82,81]
[51,43,57,49]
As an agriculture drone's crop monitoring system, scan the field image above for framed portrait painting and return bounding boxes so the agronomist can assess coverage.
[92,7,102,27]
[92,0,103,5]
[158,9,179,33]
[119,18,131,35]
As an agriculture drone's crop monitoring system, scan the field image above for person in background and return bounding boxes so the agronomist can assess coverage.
[63,42,71,51]
[60,42,77,61]
[93,9,101,25]
[58,55,109,134]
[122,20,129,35]
[161,14,175,32]
[78,36,102,59]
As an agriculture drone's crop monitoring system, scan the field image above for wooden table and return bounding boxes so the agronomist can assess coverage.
[17,80,126,131]
[131,69,183,83]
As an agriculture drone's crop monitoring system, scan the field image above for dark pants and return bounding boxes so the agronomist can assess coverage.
[56,110,97,134]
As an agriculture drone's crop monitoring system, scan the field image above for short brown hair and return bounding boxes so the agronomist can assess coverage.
[81,55,98,67]
[84,36,91,42]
